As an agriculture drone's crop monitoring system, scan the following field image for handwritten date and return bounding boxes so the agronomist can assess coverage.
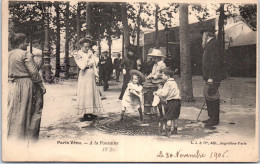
[157,150,229,160]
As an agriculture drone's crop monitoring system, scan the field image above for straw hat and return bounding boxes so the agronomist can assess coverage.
[147,49,165,57]
[78,35,96,46]
[130,69,146,83]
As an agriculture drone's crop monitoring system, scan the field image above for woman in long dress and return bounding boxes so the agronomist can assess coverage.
[74,36,103,117]
[8,33,46,141]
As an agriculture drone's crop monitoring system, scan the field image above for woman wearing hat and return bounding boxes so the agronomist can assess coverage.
[8,33,46,140]
[146,49,167,115]
[73,36,103,117]
[146,49,166,80]
[120,69,145,121]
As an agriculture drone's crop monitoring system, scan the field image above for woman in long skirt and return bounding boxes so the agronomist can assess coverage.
[8,33,46,141]
[73,36,103,117]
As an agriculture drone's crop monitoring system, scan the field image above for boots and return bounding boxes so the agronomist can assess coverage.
[120,111,125,121]
[158,120,164,133]
[158,103,163,115]
[160,123,167,136]
[172,127,178,135]
[152,106,157,114]
[166,126,171,138]
[205,99,220,127]
[138,108,143,122]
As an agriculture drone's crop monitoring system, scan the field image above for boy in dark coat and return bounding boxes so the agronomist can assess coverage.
[98,51,112,91]
[113,53,122,82]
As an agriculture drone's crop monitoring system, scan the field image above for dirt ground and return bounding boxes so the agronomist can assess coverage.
[33,75,258,162]
[39,76,256,141]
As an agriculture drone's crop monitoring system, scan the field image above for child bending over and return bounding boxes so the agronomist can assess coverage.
[121,70,145,121]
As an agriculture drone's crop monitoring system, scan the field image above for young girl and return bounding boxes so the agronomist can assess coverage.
[120,69,145,121]
[154,68,181,137]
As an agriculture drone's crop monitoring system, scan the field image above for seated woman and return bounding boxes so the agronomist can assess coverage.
[146,49,166,80]
[146,49,166,114]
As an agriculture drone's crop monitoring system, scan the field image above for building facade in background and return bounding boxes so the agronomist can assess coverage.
[140,16,256,77]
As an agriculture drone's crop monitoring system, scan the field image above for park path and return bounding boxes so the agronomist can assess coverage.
[38,76,256,144]
[24,76,256,162]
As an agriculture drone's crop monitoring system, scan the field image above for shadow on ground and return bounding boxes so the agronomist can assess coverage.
[93,113,218,139]
[40,96,225,140]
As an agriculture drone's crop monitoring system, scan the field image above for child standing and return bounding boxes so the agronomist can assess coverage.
[154,68,181,137]
[121,70,145,121]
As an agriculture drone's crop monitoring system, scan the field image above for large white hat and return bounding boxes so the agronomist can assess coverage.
[147,49,165,57]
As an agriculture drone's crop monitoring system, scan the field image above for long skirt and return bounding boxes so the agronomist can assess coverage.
[8,78,42,140]
[77,68,103,114]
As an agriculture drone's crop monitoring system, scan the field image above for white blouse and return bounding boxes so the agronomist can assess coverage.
[74,50,98,76]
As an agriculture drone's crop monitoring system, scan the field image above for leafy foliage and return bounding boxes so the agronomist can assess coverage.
[91,2,122,41]
[191,4,210,21]
[158,3,179,27]
[239,4,257,31]
[9,1,46,48]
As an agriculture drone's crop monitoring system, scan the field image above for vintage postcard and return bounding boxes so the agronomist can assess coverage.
[2,0,259,162]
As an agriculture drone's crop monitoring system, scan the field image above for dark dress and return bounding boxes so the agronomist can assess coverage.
[119,57,135,99]
[113,58,122,81]
[98,56,112,90]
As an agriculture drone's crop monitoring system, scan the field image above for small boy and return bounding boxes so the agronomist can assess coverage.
[154,67,181,137]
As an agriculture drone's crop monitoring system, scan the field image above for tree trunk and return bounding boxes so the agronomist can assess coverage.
[166,28,169,61]
[179,3,193,102]
[76,3,81,78]
[218,4,225,51]
[29,19,33,53]
[29,24,32,53]
[121,2,130,58]
[30,33,33,53]
[137,4,142,61]
[122,33,124,58]
[76,3,81,51]
[155,4,160,49]
[86,2,92,36]
[108,36,112,58]
[98,35,102,60]
[42,3,52,83]
[65,2,70,78]
[55,2,61,77]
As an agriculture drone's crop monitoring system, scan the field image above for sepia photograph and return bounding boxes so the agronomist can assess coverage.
[2,0,259,162]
